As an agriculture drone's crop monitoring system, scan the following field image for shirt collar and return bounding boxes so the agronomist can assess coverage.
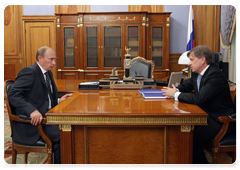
[199,65,210,76]
[36,62,47,74]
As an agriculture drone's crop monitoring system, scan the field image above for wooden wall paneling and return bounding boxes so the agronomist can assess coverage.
[193,5,220,52]
[169,53,187,73]
[128,5,164,12]
[23,16,57,78]
[63,72,78,79]
[4,5,23,80]
[85,73,100,80]
[55,5,90,13]
[4,5,18,56]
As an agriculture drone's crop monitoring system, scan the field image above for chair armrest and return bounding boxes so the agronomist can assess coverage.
[10,114,51,147]
[230,114,236,119]
[213,115,236,149]
[218,115,236,123]
[18,115,31,120]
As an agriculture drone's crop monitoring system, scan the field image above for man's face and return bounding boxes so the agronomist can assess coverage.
[38,48,56,71]
[188,52,205,74]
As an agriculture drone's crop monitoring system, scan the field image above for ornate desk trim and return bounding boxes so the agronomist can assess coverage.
[47,116,207,125]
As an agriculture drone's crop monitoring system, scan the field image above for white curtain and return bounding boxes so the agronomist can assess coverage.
[229,27,236,83]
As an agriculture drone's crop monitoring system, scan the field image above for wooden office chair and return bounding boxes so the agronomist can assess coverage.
[129,56,155,79]
[211,87,236,163]
[4,80,53,164]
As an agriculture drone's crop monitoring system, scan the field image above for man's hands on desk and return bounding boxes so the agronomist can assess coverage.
[59,93,73,103]
[30,93,73,126]
[162,84,178,99]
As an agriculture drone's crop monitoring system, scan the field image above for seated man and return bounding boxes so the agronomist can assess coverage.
[162,45,235,164]
[8,46,72,164]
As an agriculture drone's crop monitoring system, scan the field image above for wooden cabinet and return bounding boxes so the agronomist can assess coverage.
[56,12,171,80]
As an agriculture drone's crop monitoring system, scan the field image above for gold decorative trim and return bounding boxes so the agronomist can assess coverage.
[213,148,218,153]
[181,125,192,132]
[61,124,72,131]
[48,149,52,154]
[57,24,60,27]
[166,23,170,27]
[78,69,84,72]
[229,12,236,43]
[90,16,135,22]
[57,69,85,72]
[220,33,231,62]
[47,116,207,125]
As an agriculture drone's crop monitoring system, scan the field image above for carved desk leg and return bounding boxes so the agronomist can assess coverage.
[59,125,73,164]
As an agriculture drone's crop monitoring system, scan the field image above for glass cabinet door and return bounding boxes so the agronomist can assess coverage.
[64,27,75,67]
[128,26,139,59]
[152,26,163,67]
[86,27,98,67]
[104,26,121,67]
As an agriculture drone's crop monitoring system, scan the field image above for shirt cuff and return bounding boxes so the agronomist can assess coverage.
[174,92,181,101]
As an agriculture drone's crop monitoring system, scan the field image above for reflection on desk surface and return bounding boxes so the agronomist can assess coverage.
[49,89,205,117]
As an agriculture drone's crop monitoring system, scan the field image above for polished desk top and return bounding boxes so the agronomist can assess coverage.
[55,79,236,93]
[46,87,208,126]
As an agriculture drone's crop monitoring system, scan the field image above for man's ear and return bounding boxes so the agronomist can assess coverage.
[201,57,206,64]
[37,55,42,61]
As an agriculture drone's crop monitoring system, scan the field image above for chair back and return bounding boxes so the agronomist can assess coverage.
[234,92,238,113]
[129,56,154,79]
[231,86,238,113]
[4,80,15,132]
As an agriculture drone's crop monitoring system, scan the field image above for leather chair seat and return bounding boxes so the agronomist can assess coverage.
[219,134,236,146]
[13,138,46,147]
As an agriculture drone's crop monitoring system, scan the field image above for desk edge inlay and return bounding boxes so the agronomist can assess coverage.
[46,116,207,125]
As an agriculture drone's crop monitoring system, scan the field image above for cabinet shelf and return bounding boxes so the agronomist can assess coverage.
[56,12,170,80]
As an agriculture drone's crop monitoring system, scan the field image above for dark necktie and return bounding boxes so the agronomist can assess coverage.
[45,72,54,108]
[197,74,202,91]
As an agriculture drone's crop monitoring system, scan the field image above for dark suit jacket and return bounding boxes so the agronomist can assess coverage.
[177,64,234,127]
[8,62,59,145]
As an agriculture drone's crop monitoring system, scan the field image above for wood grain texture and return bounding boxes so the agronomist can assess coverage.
[87,126,166,164]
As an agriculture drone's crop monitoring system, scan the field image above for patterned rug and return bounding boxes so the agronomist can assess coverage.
[4,104,48,164]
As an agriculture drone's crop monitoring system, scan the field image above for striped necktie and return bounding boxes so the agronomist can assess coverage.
[45,72,54,108]
[197,74,202,91]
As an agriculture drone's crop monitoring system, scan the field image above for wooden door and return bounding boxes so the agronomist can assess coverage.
[25,21,56,77]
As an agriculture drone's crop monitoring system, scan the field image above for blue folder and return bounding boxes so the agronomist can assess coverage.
[138,89,165,99]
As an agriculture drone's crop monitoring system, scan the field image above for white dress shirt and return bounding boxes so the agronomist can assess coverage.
[36,63,53,109]
[174,65,210,101]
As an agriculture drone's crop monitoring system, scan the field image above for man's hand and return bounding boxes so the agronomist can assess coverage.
[59,93,73,103]
[162,84,177,98]
[30,110,43,126]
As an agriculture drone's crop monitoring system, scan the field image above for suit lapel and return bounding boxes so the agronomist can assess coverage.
[34,63,47,87]
[199,65,211,90]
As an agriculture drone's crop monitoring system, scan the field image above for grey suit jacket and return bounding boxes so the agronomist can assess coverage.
[8,62,59,144]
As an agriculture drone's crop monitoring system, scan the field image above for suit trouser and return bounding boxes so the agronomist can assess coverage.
[52,140,61,164]
[192,116,221,164]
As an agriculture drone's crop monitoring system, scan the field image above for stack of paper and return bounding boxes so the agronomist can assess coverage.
[138,89,165,99]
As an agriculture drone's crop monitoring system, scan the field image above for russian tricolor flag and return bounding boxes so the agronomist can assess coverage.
[187,5,195,51]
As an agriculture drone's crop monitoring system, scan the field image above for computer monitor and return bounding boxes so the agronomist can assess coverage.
[168,72,183,88]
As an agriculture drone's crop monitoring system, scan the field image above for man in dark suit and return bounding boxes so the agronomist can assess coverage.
[162,45,235,163]
[8,46,72,164]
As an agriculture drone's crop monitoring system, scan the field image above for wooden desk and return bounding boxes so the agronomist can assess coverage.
[46,89,208,164]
